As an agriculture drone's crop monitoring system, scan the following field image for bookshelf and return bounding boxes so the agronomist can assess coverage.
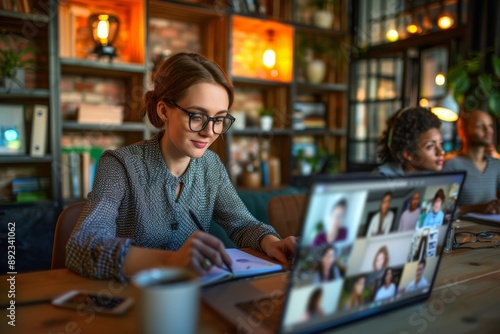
[0,1,60,208]
[1,0,350,207]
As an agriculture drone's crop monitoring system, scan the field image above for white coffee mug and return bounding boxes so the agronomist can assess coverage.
[133,268,200,334]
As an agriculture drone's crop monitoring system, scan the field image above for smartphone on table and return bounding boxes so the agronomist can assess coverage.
[52,290,134,315]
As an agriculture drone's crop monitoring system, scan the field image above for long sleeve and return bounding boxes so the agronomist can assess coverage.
[65,133,280,281]
[206,154,280,251]
[65,154,134,282]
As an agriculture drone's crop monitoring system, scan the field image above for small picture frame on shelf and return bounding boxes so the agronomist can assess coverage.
[0,104,26,155]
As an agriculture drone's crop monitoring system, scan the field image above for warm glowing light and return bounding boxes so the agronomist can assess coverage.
[419,99,429,107]
[431,107,459,121]
[97,15,110,45]
[407,24,420,34]
[431,92,459,122]
[437,15,453,30]
[386,29,399,42]
[263,49,276,69]
[435,73,446,86]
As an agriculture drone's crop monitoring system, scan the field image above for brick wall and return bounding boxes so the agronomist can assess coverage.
[60,75,126,120]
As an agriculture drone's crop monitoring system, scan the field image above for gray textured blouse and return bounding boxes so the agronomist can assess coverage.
[66,131,280,281]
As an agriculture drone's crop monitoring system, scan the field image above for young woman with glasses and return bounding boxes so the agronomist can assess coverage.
[66,52,297,282]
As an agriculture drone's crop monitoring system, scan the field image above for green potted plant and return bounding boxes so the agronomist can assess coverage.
[258,107,274,131]
[446,51,500,117]
[0,31,36,92]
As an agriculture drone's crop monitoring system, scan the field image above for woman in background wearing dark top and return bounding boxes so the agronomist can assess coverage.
[374,106,445,176]
[313,244,343,283]
[312,199,348,246]
[374,268,396,301]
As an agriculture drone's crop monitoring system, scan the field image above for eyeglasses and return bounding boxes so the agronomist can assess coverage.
[166,100,235,134]
[453,230,500,248]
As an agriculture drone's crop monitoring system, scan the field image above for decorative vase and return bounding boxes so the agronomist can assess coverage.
[260,115,273,131]
[240,170,261,189]
[313,10,333,29]
[307,59,326,84]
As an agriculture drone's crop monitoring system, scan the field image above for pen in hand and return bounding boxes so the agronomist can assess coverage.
[188,209,233,274]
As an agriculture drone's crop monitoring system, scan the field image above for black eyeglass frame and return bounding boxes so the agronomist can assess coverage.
[165,99,235,134]
[453,230,500,247]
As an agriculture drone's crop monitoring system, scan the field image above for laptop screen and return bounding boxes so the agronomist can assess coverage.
[280,172,465,334]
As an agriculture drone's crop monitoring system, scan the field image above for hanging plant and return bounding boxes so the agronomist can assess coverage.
[446,50,500,117]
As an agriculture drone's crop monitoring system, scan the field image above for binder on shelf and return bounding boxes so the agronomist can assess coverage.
[30,104,49,157]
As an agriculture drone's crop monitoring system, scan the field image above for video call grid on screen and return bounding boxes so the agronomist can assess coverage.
[282,174,463,332]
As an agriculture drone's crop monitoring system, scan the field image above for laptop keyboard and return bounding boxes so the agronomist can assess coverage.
[236,293,285,333]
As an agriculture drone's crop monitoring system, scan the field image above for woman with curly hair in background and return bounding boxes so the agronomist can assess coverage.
[373,106,445,176]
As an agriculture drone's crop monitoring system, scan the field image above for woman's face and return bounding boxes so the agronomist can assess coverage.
[328,205,345,235]
[321,248,335,269]
[380,195,391,214]
[404,128,444,172]
[374,251,386,270]
[433,197,443,212]
[354,277,365,295]
[384,269,393,285]
[161,83,229,159]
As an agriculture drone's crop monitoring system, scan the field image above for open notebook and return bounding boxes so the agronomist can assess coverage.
[203,172,467,334]
[459,212,500,226]
[200,248,283,285]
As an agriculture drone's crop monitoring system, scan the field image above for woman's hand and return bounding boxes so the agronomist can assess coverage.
[169,231,232,275]
[123,232,230,279]
[484,199,500,214]
[260,235,298,263]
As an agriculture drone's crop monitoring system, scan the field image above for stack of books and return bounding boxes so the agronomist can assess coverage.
[294,102,326,129]
[11,177,50,202]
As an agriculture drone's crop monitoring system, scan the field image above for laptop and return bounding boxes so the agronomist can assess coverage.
[202,172,466,334]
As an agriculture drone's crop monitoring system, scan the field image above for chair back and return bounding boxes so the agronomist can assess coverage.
[51,201,86,269]
[267,194,307,238]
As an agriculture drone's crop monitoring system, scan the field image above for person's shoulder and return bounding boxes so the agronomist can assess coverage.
[372,162,405,177]
[103,140,148,160]
[443,154,468,169]
[486,155,500,167]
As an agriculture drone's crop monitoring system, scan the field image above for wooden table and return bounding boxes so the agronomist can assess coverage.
[1,223,499,334]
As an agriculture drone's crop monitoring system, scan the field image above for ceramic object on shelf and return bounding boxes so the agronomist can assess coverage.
[260,115,273,131]
[307,59,326,83]
[313,10,333,29]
